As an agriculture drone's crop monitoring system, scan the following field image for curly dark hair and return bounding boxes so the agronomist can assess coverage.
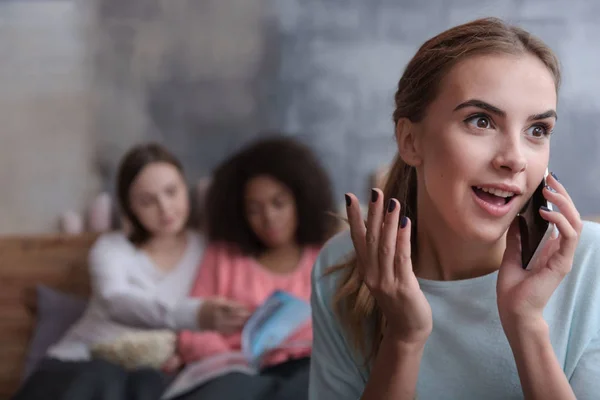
[206,136,336,255]
[116,142,187,245]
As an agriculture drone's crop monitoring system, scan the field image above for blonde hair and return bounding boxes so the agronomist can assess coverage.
[327,17,561,366]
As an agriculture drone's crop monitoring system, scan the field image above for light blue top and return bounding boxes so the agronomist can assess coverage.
[309,221,600,400]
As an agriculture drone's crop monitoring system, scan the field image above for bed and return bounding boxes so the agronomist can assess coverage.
[0,233,98,398]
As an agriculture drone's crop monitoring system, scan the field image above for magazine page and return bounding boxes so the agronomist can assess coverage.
[162,291,310,399]
[241,290,311,367]
[161,352,257,400]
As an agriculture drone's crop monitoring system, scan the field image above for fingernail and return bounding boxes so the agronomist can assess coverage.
[345,194,351,207]
[387,199,397,213]
[400,216,408,228]
[545,184,556,193]
[371,189,379,203]
[540,205,551,212]
[551,171,559,182]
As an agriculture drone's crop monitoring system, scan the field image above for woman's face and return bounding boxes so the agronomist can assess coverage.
[406,53,557,243]
[244,175,298,249]
[128,162,190,238]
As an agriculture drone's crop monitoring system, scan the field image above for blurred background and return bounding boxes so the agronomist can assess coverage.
[1,0,599,235]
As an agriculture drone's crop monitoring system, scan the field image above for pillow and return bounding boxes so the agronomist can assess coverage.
[22,285,87,380]
[90,330,176,370]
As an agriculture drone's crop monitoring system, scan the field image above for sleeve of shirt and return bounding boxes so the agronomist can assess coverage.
[570,331,600,399]
[90,234,203,331]
[309,233,365,400]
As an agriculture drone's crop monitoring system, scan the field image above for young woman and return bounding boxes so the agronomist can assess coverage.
[15,143,247,400]
[173,136,337,400]
[309,18,600,400]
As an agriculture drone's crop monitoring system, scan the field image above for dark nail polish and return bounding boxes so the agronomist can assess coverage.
[387,199,397,213]
[371,189,379,203]
[400,216,408,228]
[345,194,351,207]
[551,172,559,182]
[545,184,556,193]
[540,205,551,212]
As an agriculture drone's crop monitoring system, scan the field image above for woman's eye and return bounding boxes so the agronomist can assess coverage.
[466,115,492,129]
[527,125,549,138]
[138,197,154,208]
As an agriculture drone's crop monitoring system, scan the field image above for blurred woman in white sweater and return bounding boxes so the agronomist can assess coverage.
[15,143,249,400]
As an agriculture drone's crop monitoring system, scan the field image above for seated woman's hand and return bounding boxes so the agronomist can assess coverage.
[161,354,183,374]
[197,297,251,334]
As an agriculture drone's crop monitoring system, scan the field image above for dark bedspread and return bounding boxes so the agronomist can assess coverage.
[12,356,310,400]
[12,358,169,400]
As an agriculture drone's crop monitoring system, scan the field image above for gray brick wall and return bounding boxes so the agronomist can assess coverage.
[93,0,598,214]
[1,0,599,233]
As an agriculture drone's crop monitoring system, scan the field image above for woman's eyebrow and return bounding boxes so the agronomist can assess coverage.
[454,99,557,121]
[454,99,505,117]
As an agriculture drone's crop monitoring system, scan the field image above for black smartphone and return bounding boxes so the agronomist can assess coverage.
[518,169,555,270]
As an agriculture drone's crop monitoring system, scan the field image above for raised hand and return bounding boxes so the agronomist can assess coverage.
[345,189,432,345]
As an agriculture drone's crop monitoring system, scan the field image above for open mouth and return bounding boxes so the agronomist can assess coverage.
[472,186,516,206]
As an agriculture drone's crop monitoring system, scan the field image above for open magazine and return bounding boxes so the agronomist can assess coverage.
[161,291,311,400]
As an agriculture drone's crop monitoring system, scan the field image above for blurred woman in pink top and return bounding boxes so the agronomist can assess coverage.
[173,136,337,400]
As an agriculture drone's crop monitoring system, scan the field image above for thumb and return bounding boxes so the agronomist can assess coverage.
[220,299,251,315]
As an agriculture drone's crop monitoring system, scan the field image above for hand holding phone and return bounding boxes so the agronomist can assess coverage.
[497,170,583,340]
[518,169,556,270]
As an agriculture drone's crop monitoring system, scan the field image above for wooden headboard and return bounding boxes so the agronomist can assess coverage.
[0,233,98,398]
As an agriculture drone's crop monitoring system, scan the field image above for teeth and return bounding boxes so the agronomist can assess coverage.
[476,187,515,198]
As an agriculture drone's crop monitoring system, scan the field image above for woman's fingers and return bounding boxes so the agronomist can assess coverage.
[346,193,415,289]
[366,189,385,281]
[541,175,582,273]
[220,319,247,334]
[221,300,251,316]
[345,193,368,277]
[379,199,400,283]
[539,207,578,276]
[394,213,413,280]
[543,180,583,236]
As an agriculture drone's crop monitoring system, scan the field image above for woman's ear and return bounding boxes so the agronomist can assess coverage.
[396,118,423,167]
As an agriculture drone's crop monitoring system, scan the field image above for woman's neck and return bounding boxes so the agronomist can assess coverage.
[414,207,505,281]
[143,231,187,252]
[140,231,189,272]
[256,242,303,274]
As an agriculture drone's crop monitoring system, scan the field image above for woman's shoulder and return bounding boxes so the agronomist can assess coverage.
[547,221,600,353]
[566,221,600,289]
[558,220,600,318]
[90,231,135,254]
[573,220,600,273]
[577,220,600,246]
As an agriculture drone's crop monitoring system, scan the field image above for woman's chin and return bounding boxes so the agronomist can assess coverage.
[453,203,516,241]
[458,218,510,244]
[153,223,186,238]
[259,234,292,249]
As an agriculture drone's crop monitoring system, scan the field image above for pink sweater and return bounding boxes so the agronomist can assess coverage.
[178,243,320,368]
